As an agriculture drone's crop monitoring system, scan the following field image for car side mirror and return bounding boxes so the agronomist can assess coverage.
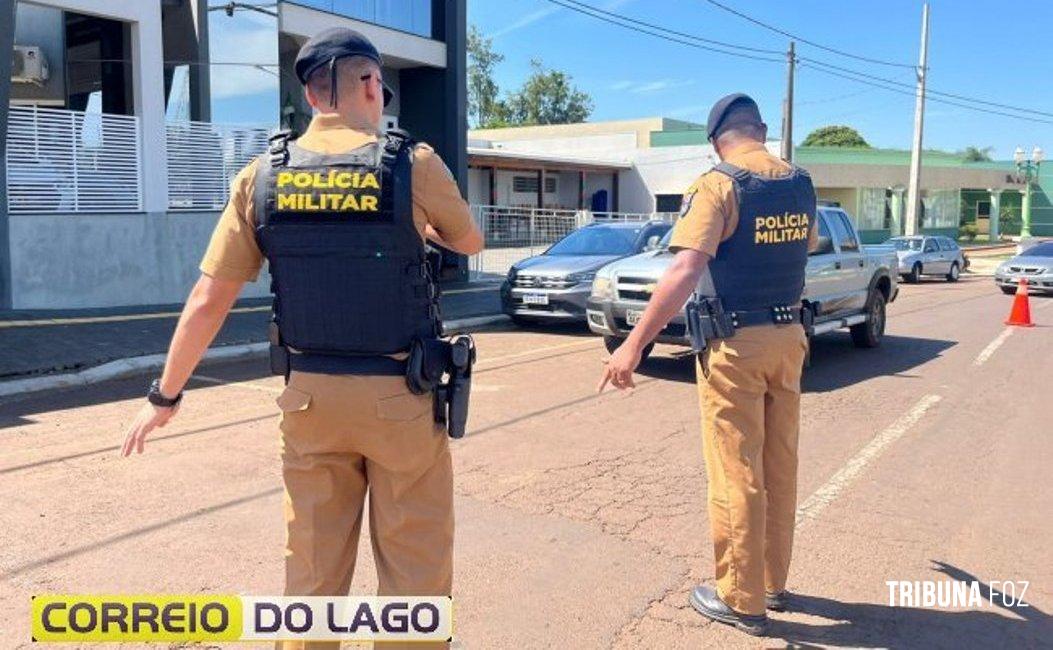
[644,235,661,251]
[810,235,834,256]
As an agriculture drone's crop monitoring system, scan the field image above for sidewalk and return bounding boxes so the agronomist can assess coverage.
[0,282,503,381]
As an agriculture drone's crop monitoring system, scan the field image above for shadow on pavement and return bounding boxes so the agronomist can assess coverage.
[633,334,957,394]
[0,356,274,430]
[769,562,1049,648]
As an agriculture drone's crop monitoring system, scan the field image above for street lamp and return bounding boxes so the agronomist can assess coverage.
[1015,145,1043,238]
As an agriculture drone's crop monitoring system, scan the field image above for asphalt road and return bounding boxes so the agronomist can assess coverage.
[1,275,1050,648]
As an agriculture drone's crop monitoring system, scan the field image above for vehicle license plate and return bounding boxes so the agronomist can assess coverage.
[523,293,549,306]
[626,309,643,326]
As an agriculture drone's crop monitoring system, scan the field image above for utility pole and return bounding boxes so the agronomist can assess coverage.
[781,41,796,162]
[905,3,929,237]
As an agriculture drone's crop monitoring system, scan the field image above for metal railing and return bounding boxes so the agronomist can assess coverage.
[6,105,142,213]
[468,205,677,280]
[166,121,271,211]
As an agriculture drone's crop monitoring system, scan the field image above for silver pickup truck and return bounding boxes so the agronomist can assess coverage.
[586,206,899,360]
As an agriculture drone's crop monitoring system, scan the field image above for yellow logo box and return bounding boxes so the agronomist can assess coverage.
[32,595,453,643]
[32,595,242,643]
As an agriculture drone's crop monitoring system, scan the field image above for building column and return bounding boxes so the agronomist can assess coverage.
[536,169,544,209]
[889,187,906,237]
[0,0,14,309]
[578,170,585,210]
[611,172,619,213]
[188,0,211,122]
[487,167,496,205]
[988,189,1001,241]
[131,1,169,213]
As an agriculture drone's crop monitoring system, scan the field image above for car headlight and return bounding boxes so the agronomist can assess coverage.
[567,271,596,285]
[591,276,612,300]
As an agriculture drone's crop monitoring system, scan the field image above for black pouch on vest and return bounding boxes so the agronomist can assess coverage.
[702,297,737,339]
[406,338,451,395]
[268,321,290,379]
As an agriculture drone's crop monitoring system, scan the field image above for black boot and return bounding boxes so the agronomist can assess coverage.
[766,590,790,612]
[689,585,769,636]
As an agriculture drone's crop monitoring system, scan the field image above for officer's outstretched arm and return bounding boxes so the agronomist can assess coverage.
[598,249,709,392]
[426,223,484,255]
[121,273,243,455]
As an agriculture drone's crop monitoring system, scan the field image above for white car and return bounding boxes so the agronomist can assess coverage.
[886,236,966,283]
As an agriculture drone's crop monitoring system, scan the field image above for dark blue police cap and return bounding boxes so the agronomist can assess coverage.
[706,93,762,140]
[294,27,392,106]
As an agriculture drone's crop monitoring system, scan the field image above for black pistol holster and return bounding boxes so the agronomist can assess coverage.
[405,335,476,439]
[685,295,737,353]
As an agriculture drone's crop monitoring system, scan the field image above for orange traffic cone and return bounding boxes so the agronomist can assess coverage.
[1005,278,1035,327]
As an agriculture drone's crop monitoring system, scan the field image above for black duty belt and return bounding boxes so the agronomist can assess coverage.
[289,353,407,376]
[729,305,801,329]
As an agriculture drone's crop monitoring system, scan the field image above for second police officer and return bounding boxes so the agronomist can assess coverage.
[122,28,484,649]
[598,93,818,636]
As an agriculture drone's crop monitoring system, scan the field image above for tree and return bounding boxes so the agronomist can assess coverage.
[802,125,870,148]
[467,25,504,128]
[960,146,993,162]
[496,60,593,126]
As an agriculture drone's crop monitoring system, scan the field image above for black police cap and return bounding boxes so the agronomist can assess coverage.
[294,27,392,106]
[706,93,762,140]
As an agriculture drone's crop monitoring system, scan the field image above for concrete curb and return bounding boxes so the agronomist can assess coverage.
[0,315,510,398]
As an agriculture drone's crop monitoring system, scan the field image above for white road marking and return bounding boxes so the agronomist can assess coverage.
[973,328,1014,367]
[796,394,942,527]
[478,339,601,367]
[191,374,283,394]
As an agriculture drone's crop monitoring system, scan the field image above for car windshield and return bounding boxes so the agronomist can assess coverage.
[546,226,642,256]
[886,238,923,251]
[1022,242,1053,257]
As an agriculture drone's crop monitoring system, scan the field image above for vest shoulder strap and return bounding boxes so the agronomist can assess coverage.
[381,128,416,166]
[711,161,751,183]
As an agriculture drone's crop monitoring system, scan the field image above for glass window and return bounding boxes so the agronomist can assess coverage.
[923,239,938,253]
[1023,242,1053,256]
[938,238,957,251]
[833,213,859,252]
[886,237,923,251]
[546,226,642,256]
[811,215,835,255]
[289,1,432,38]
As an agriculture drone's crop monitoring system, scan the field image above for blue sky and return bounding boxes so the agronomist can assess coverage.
[470,0,1053,159]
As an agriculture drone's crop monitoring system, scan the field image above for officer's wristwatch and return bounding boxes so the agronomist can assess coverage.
[147,379,183,408]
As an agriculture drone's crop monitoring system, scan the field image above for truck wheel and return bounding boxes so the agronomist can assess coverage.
[946,262,960,282]
[851,290,886,348]
[603,336,654,362]
[905,262,922,284]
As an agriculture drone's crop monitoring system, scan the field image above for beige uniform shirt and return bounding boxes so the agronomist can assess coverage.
[200,114,474,282]
[669,141,818,256]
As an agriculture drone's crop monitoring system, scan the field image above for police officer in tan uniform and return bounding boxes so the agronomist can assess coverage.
[122,28,483,649]
[599,93,817,636]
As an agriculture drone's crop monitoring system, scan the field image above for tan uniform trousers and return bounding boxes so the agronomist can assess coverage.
[697,323,808,616]
[276,370,453,650]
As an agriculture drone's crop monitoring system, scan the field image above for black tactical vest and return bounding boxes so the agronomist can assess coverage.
[708,161,816,312]
[253,130,440,359]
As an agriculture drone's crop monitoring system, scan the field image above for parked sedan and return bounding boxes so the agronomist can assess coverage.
[994,241,1053,294]
[886,235,966,283]
[501,220,672,324]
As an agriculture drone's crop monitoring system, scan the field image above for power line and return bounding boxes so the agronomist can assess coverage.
[551,0,782,55]
[801,57,1053,119]
[541,0,783,63]
[699,0,915,69]
[537,0,1053,127]
[799,62,1053,126]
